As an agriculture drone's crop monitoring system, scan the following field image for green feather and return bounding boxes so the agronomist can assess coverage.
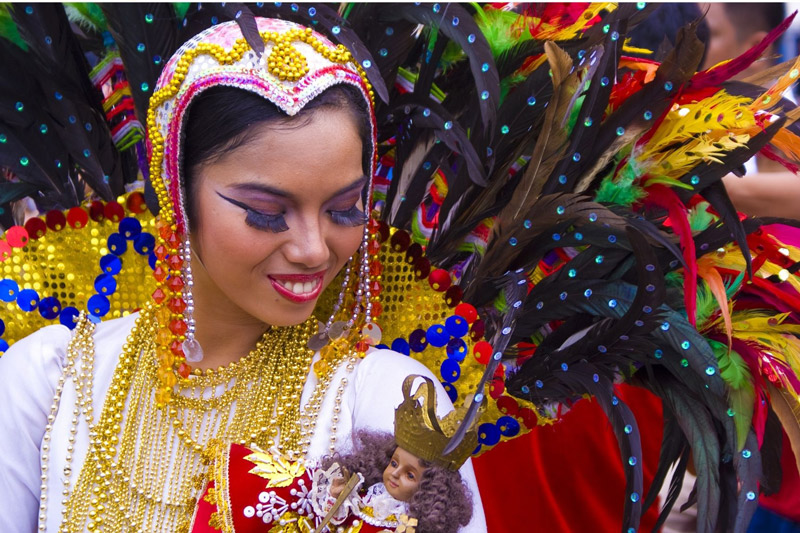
[709,339,755,450]
[595,154,647,206]
[493,288,509,313]
[664,270,684,289]
[0,4,27,50]
[64,3,107,33]
[472,4,532,59]
[441,40,467,70]
[725,270,745,299]
[689,200,716,232]
[695,281,717,328]
[173,2,190,21]
[566,90,586,134]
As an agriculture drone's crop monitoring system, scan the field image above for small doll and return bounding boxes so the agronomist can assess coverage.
[310,375,478,533]
[189,375,479,533]
[311,429,473,533]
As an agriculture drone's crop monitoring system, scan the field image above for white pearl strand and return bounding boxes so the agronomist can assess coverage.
[37,315,98,532]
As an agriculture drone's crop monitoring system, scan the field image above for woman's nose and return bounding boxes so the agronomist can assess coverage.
[283,217,330,268]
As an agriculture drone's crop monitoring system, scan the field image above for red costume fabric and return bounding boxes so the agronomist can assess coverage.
[473,384,664,532]
[759,431,800,523]
[191,443,383,533]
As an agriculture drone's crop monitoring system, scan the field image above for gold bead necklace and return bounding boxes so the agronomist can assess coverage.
[41,305,350,532]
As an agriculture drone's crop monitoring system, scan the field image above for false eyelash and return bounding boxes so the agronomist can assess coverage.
[330,205,368,227]
[217,193,289,233]
[245,210,289,232]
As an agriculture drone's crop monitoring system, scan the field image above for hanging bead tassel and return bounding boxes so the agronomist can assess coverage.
[181,238,204,363]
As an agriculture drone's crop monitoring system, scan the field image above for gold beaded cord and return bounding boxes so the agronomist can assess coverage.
[56,308,342,532]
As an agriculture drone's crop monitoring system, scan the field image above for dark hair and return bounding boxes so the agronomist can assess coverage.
[322,430,473,533]
[724,3,785,38]
[626,4,709,62]
[181,83,371,221]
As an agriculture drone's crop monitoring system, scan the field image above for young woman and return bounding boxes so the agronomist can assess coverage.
[0,18,485,532]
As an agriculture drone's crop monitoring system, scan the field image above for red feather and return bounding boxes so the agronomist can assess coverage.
[689,12,797,91]
[644,183,698,325]
[759,144,800,174]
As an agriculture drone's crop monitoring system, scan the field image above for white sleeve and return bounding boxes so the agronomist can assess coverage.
[351,349,488,533]
[0,325,71,533]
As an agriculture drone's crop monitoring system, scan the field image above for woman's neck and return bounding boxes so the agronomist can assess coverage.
[191,309,268,370]
[181,242,274,370]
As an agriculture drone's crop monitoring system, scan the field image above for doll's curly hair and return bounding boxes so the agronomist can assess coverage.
[321,430,473,533]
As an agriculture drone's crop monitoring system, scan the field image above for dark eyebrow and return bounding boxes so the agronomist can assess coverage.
[229,175,369,200]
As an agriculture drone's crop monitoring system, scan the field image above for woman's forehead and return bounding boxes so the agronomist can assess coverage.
[198,109,366,198]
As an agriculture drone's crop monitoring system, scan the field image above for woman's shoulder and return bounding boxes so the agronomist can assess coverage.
[350,348,454,420]
[0,311,140,371]
[92,311,140,348]
[0,322,73,370]
[356,348,437,380]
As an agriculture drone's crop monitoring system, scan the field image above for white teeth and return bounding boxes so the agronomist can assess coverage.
[277,279,319,295]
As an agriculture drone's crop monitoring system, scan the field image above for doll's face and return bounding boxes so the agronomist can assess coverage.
[383,447,427,502]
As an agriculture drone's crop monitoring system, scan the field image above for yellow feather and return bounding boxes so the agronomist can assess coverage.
[732,316,800,379]
[696,245,800,295]
[621,40,653,56]
[636,91,756,178]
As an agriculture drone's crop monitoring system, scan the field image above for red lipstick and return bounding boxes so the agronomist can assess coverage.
[268,271,326,303]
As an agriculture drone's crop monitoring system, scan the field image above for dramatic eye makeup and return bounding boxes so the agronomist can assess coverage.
[327,176,369,227]
[218,175,369,232]
[216,193,289,233]
[329,204,368,226]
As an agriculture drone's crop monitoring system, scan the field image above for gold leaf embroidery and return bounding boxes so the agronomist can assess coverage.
[244,450,306,488]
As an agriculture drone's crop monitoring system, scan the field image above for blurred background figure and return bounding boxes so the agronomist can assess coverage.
[702,3,786,78]
[703,3,800,221]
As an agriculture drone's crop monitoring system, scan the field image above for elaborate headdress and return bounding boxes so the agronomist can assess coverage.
[3,4,800,532]
[143,16,382,398]
[394,375,483,471]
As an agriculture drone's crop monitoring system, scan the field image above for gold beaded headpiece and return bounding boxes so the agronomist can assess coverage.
[143,18,380,400]
[394,375,484,471]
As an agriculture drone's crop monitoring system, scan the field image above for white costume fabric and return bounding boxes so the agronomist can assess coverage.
[0,313,486,532]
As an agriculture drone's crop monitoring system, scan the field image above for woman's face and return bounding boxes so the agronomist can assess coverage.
[189,106,367,328]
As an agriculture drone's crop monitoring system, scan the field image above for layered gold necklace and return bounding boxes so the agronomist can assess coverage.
[45,305,347,533]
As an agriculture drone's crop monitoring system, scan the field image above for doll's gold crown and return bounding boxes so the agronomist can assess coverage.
[394,375,483,471]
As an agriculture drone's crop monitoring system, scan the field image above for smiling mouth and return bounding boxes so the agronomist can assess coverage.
[276,279,320,294]
[269,273,325,303]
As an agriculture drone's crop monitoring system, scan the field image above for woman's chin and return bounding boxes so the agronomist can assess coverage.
[258,300,319,328]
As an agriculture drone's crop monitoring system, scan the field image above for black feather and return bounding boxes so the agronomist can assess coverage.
[443,269,527,455]
[759,407,784,496]
[9,3,121,202]
[381,3,499,133]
